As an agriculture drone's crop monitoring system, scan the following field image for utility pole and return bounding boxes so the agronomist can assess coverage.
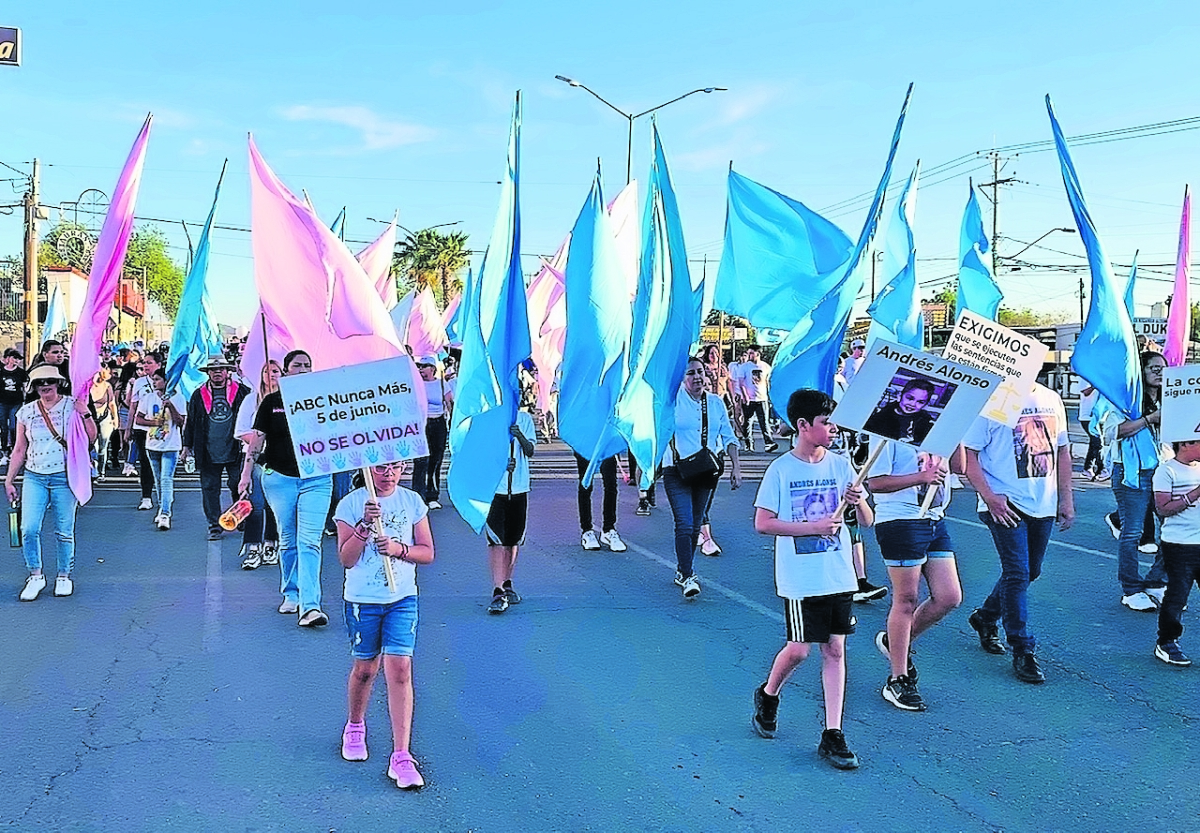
[979,151,1018,277]
[1079,274,1086,323]
[22,158,40,360]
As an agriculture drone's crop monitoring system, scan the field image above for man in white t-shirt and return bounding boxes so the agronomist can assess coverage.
[737,345,778,454]
[962,382,1074,684]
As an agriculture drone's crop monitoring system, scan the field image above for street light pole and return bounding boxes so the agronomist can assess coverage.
[554,76,727,184]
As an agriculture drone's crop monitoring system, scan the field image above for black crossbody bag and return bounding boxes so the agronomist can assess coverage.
[671,395,722,485]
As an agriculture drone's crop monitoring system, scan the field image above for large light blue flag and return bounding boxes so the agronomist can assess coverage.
[867,161,922,348]
[770,84,914,419]
[448,93,532,531]
[559,167,631,477]
[166,163,226,398]
[713,170,853,331]
[956,182,1002,321]
[590,123,694,488]
[1049,96,1141,420]
[1123,253,1138,320]
[444,274,465,346]
[43,283,68,341]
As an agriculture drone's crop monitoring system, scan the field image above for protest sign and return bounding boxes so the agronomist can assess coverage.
[1133,317,1167,342]
[831,338,1002,457]
[1161,366,1200,443]
[278,356,428,477]
[942,310,1049,427]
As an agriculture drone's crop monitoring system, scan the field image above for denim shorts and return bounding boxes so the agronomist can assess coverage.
[875,518,955,568]
[344,595,418,660]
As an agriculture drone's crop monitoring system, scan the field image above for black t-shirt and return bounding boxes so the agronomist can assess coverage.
[0,366,27,405]
[252,391,299,477]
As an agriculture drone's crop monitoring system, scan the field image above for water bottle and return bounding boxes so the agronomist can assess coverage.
[8,499,20,548]
[219,499,252,531]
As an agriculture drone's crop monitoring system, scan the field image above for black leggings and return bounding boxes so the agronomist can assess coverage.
[132,429,153,499]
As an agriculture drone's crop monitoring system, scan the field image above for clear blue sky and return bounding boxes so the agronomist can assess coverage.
[3,1,1198,329]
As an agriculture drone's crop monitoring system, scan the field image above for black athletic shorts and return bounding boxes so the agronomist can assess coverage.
[783,592,856,644]
[485,492,528,547]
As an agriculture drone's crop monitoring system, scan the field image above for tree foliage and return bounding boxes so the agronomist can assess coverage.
[391,228,470,310]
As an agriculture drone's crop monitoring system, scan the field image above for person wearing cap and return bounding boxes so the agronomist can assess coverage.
[6,364,97,601]
[410,357,454,510]
[843,339,867,387]
[182,354,249,540]
[0,347,27,464]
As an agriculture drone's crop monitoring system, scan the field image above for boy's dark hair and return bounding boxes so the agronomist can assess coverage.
[899,378,936,397]
[151,368,166,380]
[1172,439,1200,454]
[787,388,835,428]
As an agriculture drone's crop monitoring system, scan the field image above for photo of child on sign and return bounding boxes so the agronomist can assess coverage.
[863,371,956,446]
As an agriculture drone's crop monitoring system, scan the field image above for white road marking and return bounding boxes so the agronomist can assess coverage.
[203,540,223,653]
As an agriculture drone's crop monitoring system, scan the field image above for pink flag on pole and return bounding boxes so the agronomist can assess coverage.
[527,260,566,411]
[405,286,448,357]
[248,137,404,372]
[1165,185,1191,367]
[67,114,153,504]
[358,217,399,310]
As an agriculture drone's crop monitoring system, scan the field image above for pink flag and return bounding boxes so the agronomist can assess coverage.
[249,137,404,372]
[358,217,399,310]
[405,286,448,357]
[67,115,153,504]
[1165,185,1191,367]
[527,260,566,411]
[238,305,294,397]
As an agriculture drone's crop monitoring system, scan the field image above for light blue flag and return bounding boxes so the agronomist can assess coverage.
[1123,253,1138,320]
[166,163,226,399]
[1049,96,1141,421]
[957,182,1002,321]
[714,170,854,331]
[448,93,531,531]
[329,206,346,240]
[43,283,68,341]
[867,161,922,348]
[445,273,465,346]
[559,167,631,478]
[769,84,914,419]
[589,123,694,488]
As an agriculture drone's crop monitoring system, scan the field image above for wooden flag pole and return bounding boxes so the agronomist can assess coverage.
[361,468,397,593]
[833,440,888,519]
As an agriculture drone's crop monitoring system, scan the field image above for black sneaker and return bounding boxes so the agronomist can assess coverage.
[882,675,927,711]
[1012,652,1045,684]
[853,577,888,603]
[751,684,778,738]
[817,728,859,770]
[502,582,522,606]
[968,609,1006,655]
[487,591,509,615]
[1155,641,1192,667]
[635,498,651,517]
[874,631,918,682]
[764,442,780,453]
[1104,511,1120,539]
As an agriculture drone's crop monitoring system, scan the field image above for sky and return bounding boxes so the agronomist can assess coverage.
[3,1,1199,331]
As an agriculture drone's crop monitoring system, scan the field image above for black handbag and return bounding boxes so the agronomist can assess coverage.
[672,395,722,485]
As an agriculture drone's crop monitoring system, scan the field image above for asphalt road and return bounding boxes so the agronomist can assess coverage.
[2,444,1196,833]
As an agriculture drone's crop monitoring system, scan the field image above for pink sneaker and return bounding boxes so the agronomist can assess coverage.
[387,751,424,789]
[341,722,368,761]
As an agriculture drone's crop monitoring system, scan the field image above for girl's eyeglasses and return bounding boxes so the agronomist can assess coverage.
[371,463,405,473]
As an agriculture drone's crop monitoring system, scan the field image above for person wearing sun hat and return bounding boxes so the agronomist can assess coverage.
[409,356,453,510]
[6,364,97,601]
[182,354,249,540]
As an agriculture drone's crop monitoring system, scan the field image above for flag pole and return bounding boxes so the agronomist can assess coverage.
[832,440,887,518]
[361,469,397,593]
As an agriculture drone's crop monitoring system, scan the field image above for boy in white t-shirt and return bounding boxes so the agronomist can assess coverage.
[334,462,435,789]
[1151,440,1200,666]
[962,383,1074,684]
[751,389,873,770]
[133,369,186,530]
[485,407,536,615]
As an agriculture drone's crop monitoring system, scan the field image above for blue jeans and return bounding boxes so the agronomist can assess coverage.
[147,450,178,517]
[661,466,716,579]
[978,510,1055,655]
[262,468,332,612]
[21,470,78,576]
[242,464,278,547]
[1112,464,1167,595]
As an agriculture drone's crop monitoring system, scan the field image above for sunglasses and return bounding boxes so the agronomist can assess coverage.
[33,380,59,388]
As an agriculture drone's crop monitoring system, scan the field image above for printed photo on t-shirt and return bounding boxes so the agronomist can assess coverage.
[1013,413,1056,479]
[790,483,839,554]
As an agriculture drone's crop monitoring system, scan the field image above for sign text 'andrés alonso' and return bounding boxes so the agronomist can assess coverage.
[278,357,429,477]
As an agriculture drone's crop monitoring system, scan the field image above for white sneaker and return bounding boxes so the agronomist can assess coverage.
[427,500,442,510]
[156,514,171,531]
[600,529,627,552]
[278,599,299,614]
[54,576,73,597]
[581,529,601,551]
[1122,592,1157,612]
[674,571,701,598]
[700,536,722,557]
[122,464,137,477]
[19,574,46,601]
[1145,586,1166,606]
[137,498,153,511]
[1138,542,1159,554]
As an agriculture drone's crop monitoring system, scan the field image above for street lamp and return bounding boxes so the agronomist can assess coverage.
[554,76,727,184]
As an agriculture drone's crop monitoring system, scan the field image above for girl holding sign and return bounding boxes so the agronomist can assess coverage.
[335,462,435,789]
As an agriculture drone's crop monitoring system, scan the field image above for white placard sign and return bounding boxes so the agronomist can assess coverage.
[1161,365,1200,444]
[831,339,1003,457]
[1133,317,1167,341]
[278,357,428,477]
[942,310,1049,427]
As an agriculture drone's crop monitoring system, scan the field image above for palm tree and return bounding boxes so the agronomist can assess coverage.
[391,228,470,310]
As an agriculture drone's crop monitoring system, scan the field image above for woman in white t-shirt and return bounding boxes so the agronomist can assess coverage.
[334,462,435,789]
[1151,439,1200,666]
[134,369,186,530]
[5,364,98,601]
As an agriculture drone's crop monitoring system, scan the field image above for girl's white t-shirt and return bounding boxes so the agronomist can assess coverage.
[1153,458,1200,545]
[334,485,428,604]
[137,392,187,452]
